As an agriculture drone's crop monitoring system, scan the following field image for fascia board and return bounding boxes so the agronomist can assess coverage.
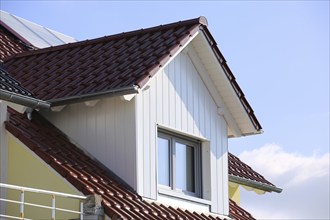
[194,31,261,135]
[186,45,242,137]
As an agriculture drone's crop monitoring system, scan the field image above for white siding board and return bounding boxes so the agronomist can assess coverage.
[175,56,182,130]
[143,88,151,196]
[41,97,137,190]
[162,66,170,125]
[181,53,188,133]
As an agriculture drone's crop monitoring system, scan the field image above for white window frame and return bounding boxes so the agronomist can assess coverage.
[157,129,202,198]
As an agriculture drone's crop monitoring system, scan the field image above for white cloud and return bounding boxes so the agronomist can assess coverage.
[238,144,330,219]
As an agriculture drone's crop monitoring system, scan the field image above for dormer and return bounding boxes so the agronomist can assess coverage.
[2,16,264,217]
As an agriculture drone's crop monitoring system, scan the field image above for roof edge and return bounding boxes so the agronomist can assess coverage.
[48,86,139,106]
[4,17,208,61]
[0,89,51,109]
[0,20,35,49]
[229,174,283,193]
[136,25,202,89]
[199,27,262,132]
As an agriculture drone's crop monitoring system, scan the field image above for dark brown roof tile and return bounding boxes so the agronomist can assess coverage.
[4,18,205,102]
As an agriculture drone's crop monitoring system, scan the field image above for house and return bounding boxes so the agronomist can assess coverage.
[0,10,281,219]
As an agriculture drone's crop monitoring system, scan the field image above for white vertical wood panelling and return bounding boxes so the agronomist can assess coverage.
[136,51,229,214]
[41,97,136,189]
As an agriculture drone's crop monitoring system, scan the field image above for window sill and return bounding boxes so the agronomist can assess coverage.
[158,188,211,205]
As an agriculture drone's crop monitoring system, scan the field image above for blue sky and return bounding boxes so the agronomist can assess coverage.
[2,1,329,219]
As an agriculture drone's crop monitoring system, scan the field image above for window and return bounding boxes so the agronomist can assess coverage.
[157,130,201,197]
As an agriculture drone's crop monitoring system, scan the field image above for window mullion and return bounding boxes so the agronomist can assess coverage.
[171,137,176,191]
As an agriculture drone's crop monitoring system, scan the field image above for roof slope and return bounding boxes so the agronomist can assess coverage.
[228,152,282,193]
[2,16,261,132]
[4,17,206,103]
[6,108,256,220]
[229,199,255,220]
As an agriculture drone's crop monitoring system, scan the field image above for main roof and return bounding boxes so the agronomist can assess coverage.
[2,16,261,133]
[5,108,255,220]
[0,10,77,48]
[0,24,30,61]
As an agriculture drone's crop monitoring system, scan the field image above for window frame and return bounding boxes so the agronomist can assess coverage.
[157,129,202,198]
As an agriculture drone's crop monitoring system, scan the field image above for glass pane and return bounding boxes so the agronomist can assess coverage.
[158,137,170,186]
[175,143,195,192]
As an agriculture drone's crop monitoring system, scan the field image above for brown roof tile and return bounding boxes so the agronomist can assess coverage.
[228,152,275,186]
[4,17,205,102]
[229,199,256,220]
[5,108,257,219]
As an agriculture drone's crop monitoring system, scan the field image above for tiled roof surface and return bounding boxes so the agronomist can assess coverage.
[2,16,261,132]
[0,64,34,97]
[3,17,206,102]
[0,25,30,61]
[228,152,274,186]
[6,108,257,220]
[229,199,255,220]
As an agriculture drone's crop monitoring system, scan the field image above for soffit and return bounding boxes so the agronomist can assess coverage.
[191,31,261,136]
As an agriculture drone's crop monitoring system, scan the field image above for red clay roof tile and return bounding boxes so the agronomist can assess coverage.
[6,108,256,219]
[229,199,256,220]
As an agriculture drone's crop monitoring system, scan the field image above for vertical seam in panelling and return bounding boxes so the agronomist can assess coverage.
[149,86,153,198]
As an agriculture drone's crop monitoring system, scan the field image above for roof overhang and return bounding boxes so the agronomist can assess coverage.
[48,85,139,107]
[229,174,282,194]
[188,28,262,137]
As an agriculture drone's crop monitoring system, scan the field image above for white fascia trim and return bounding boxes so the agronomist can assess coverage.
[198,32,257,135]
[187,45,242,137]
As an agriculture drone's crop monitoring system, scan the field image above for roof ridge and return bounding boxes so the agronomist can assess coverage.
[4,16,207,61]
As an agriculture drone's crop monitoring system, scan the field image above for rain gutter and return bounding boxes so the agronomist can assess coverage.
[0,89,51,109]
[48,85,140,106]
[229,174,282,193]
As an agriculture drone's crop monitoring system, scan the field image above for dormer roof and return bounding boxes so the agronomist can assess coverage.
[2,16,261,135]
